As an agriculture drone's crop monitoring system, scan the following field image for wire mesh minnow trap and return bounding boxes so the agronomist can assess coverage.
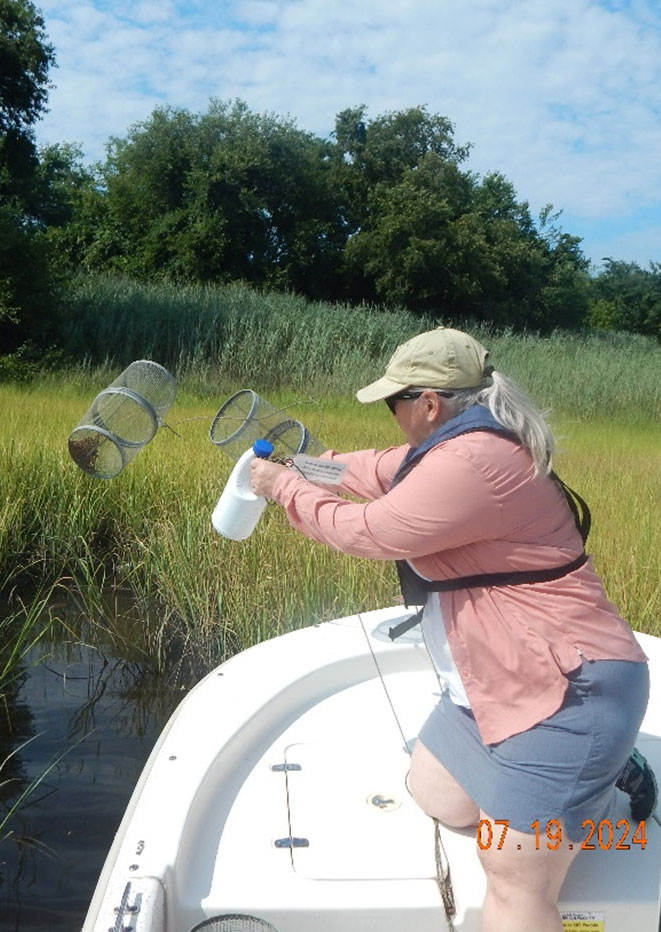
[209,389,325,462]
[68,360,177,479]
[190,916,278,932]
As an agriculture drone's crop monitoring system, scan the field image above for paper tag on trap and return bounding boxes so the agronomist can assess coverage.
[292,455,346,485]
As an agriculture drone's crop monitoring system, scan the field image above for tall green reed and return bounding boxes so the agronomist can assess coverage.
[60,274,661,423]
[0,584,59,710]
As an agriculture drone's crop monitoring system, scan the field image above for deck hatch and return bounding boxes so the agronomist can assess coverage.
[284,741,436,880]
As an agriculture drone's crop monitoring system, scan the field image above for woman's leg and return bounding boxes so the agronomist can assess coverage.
[477,810,579,932]
[409,739,480,828]
[409,741,579,930]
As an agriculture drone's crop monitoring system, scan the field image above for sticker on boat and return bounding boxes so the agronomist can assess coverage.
[561,911,605,931]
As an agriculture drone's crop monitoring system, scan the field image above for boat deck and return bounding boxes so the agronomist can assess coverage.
[83,607,661,932]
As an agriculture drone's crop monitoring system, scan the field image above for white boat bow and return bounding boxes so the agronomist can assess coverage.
[82,606,661,932]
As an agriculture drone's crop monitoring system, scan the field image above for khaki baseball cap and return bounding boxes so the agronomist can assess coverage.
[356,327,491,403]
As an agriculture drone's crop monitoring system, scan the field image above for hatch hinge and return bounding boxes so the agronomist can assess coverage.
[274,836,310,848]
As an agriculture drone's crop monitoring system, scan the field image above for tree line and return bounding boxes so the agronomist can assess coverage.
[1,0,659,361]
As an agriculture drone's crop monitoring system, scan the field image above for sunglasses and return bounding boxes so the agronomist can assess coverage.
[385,389,453,414]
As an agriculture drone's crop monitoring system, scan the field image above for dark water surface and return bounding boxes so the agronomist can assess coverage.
[0,637,185,932]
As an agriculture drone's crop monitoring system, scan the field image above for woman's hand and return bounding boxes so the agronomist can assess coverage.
[250,458,289,499]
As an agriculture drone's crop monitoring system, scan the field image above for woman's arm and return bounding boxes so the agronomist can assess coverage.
[317,445,408,499]
[251,445,409,503]
[261,444,502,560]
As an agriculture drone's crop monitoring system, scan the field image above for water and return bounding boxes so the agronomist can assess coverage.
[0,636,185,931]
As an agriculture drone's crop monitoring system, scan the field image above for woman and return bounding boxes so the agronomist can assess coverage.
[250,326,651,932]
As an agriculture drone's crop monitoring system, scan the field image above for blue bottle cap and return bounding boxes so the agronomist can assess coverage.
[253,438,274,459]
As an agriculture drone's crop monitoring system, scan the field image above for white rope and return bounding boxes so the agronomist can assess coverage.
[357,612,411,754]
[357,612,457,931]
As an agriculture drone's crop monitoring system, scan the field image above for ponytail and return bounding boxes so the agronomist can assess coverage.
[443,372,554,475]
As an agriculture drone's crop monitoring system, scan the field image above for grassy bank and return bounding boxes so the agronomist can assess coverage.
[1,275,658,676]
[1,364,659,681]
[60,275,661,422]
[1,383,402,678]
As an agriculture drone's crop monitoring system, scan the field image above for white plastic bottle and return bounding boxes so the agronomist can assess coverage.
[211,439,274,540]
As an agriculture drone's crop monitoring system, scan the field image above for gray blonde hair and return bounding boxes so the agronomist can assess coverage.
[441,372,554,475]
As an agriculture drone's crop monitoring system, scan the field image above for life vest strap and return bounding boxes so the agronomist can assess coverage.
[389,552,588,641]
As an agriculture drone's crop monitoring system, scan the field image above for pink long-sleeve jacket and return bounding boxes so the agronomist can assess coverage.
[271,431,646,744]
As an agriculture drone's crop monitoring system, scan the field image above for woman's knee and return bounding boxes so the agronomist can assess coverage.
[477,816,579,904]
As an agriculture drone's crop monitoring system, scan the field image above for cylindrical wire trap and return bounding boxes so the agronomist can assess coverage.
[209,389,325,462]
[190,916,278,932]
[68,360,177,478]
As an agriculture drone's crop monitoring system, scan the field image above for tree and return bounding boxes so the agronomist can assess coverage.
[331,105,474,304]
[36,142,104,272]
[0,0,53,135]
[589,260,661,339]
[60,99,592,332]
[343,152,474,308]
[535,213,590,331]
[331,105,470,239]
[84,100,344,297]
[338,114,590,331]
[0,0,57,352]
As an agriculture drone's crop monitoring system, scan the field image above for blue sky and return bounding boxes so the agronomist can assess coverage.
[34,0,661,270]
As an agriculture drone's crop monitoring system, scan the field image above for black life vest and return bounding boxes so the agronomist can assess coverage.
[388,405,591,641]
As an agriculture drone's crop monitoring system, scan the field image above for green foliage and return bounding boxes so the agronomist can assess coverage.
[36,142,105,273]
[91,100,344,298]
[0,0,54,135]
[0,0,59,353]
[0,201,58,350]
[55,100,592,333]
[347,163,590,330]
[331,103,470,237]
[344,152,474,305]
[0,340,66,381]
[588,259,660,339]
[0,0,53,210]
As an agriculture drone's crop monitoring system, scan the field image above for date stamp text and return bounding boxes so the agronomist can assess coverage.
[476,817,647,851]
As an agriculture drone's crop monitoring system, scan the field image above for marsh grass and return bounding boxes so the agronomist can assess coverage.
[1,384,400,680]
[553,419,661,637]
[61,275,661,421]
[2,282,660,679]
[2,373,659,683]
[0,584,60,712]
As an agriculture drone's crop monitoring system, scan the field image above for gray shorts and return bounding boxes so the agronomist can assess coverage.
[417,659,649,840]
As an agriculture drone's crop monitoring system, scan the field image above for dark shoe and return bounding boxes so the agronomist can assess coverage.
[615,748,658,821]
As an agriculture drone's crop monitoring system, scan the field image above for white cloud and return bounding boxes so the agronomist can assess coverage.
[129,1,179,24]
[34,0,661,265]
